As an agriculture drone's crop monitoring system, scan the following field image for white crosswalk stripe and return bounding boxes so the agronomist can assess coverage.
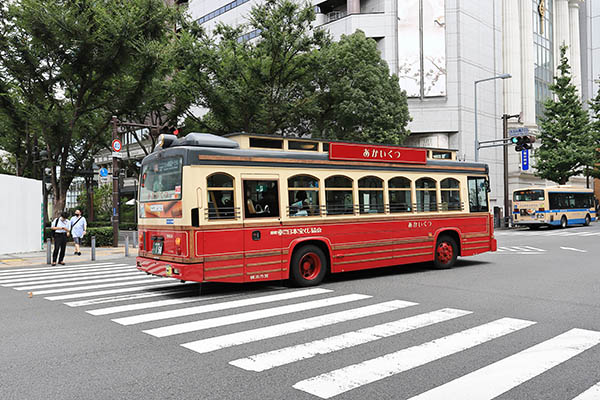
[64,289,188,307]
[0,262,120,276]
[0,265,135,285]
[11,273,151,290]
[230,308,471,372]
[44,282,185,300]
[408,328,600,400]
[112,288,332,326]
[573,382,600,400]
[182,300,417,355]
[143,293,371,338]
[292,318,535,399]
[31,277,162,295]
[496,246,545,254]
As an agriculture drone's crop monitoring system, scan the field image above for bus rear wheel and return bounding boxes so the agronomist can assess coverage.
[584,214,591,226]
[560,216,568,229]
[290,245,327,287]
[433,235,458,269]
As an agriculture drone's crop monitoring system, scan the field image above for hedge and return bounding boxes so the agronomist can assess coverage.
[82,227,113,247]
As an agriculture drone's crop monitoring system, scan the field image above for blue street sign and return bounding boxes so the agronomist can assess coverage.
[521,149,529,170]
[99,168,108,177]
[509,127,529,137]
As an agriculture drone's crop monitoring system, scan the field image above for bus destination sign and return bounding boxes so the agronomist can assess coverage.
[328,142,427,164]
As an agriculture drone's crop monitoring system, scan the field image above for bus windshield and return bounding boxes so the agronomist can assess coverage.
[513,189,544,202]
[140,157,182,202]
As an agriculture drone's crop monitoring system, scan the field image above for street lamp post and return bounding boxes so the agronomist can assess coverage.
[474,73,512,162]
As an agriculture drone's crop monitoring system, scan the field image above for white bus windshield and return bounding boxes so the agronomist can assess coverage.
[513,189,544,202]
[140,157,182,202]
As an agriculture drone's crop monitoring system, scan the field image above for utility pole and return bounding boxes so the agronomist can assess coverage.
[111,116,120,247]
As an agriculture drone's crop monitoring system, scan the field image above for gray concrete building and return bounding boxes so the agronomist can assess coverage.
[184,0,598,213]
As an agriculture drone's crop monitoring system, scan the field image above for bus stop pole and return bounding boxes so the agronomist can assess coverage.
[46,238,52,265]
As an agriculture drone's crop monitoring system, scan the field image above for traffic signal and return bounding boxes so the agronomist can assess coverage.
[511,135,536,151]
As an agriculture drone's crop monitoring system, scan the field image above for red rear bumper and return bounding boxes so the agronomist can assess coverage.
[136,257,204,282]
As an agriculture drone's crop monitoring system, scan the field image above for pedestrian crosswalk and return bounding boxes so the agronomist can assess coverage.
[1,261,599,399]
[496,245,546,254]
[496,229,600,237]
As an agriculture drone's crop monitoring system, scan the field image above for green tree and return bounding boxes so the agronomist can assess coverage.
[177,0,410,143]
[535,46,594,185]
[0,0,177,216]
[587,80,600,181]
[311,31,411,144]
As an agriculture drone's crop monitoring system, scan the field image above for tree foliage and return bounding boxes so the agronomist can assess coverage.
[0,0,178,216]
[535,46,594,185]
[176,0,410,143]
[587,81,600,180]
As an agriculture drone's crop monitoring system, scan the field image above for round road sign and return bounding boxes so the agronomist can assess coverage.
[112,139,122,152]
[99,168,108,177]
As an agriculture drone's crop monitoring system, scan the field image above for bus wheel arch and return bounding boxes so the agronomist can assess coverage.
[432,230,460,270]
[560,215,568,229]
[434,229,461,257]
[288,239,331,287]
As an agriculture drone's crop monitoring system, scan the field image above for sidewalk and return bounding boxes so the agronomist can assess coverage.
[0,244,138,268]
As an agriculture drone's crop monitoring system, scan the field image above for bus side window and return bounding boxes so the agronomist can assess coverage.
[244,180,280,218]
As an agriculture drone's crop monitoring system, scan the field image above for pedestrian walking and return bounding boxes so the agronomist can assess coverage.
[70,209,87,256]
[51,211,71,266]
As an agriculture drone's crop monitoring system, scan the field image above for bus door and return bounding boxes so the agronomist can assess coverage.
[242,177,283,282]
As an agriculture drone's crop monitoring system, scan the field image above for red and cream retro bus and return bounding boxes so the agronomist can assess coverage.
[136,133,496,287]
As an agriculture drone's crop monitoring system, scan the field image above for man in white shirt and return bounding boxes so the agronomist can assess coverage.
[70,209,87,256]
[51,212,71,265]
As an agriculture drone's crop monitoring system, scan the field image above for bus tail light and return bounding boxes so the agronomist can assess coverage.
[139,232,145,250]
[175,237,182,255]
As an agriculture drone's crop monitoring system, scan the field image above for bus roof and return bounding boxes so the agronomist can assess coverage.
[145,133,488,174]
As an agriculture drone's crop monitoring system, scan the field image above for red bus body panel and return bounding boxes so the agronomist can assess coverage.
[137,213,495,283]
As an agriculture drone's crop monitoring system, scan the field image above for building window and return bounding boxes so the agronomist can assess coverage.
[196,0,252,26]
[389,177,412,213]
[397,0,446,98]
[358,176,384,214]
[533,0,553,123]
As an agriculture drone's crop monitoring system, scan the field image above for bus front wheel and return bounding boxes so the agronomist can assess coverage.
[433,235,458,269]
[584,214,591,226]
[290,245,327,287]
[560,216,568,229]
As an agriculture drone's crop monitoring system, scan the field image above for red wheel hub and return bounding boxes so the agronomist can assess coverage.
[300,252,321,280]
[437,242,453,264]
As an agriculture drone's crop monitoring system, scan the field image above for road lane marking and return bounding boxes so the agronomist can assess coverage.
[0,266,135,284]
[12,273,152,290]
[292,317,535,399]
[230,308,471,372]
[0,262,120,276]
[408,328,600,400]
[560,247,587,253]
[183,300,417,355]
[573,381,600,400]
[43,282,185,300]
[113,288,333,326]
[522,246,545,251]
[31,278,162,295]
[143,294,371,338]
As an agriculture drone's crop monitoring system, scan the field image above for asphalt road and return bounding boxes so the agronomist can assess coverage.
[1,223,599,400]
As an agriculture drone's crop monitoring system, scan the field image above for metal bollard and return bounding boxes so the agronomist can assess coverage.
[133,232,138,249]
[91,236,96,261]
[46,238,52,264]
[125,235,129,257]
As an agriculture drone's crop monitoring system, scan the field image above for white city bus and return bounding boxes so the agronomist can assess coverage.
[512,186,596,229]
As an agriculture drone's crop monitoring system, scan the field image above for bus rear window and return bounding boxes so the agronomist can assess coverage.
[513,190,544,202]
[140,157,183,202]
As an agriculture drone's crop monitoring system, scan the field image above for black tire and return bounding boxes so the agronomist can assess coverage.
[290,245,328,287]
[433,235,458,270]
[560,216,568,229]
[584,214,591,226]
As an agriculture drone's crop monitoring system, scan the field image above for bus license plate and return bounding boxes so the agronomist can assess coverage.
[152,241,163,255]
